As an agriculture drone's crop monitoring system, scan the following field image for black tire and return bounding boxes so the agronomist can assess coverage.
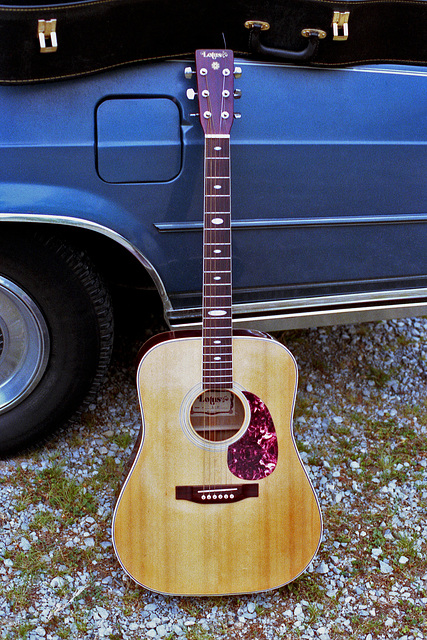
[0,229,114,455]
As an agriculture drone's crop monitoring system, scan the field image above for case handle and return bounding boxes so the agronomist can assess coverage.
[245,21,326,62]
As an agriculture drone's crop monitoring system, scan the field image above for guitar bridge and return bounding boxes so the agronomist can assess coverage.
[176,483,258,504]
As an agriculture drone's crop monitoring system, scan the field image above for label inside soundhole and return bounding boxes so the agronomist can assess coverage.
[190,390,245,442]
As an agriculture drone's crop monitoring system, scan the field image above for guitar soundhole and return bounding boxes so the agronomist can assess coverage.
[189,389,245,442]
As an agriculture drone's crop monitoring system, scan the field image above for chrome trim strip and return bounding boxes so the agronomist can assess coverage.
[155,214,427,233]
[167,288,427,331]
[170,301,427,332]
[235,287,427,315]
[0,213,173,315]
[237,301,427,331]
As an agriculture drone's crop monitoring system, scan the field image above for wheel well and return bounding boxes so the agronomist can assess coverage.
[0,221,167,330]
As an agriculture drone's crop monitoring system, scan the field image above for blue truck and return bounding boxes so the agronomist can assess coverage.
[0,56,426,452]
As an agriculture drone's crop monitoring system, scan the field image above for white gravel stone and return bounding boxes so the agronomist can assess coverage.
[19,537,31,551]
[379,561,394,574]
[316,561,329,574]
[1,317,426,640]
[50,577,65,589]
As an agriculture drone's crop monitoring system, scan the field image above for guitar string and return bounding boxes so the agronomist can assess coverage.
[204,70,214,491]
[218,68,231,490]
[219,69,229,490]
[202,59,232,491]
[216,68,229,489]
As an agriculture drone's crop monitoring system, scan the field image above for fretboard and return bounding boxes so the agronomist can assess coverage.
[202,134,232,390]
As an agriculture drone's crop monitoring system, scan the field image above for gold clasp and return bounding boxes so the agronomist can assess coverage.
[244,20,270,31]
[301,28,327,40]
[332,11,350,41]
[38,19,58,53]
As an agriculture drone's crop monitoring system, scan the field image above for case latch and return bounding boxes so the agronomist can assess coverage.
[332,11,350,41]
[38,19,58,53]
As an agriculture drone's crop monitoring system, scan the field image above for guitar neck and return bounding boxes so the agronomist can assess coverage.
[202,134,232,390]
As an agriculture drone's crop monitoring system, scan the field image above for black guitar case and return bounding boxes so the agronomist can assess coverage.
[1,0,426,84]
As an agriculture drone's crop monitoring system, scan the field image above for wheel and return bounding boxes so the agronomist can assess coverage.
[0,229,114,454]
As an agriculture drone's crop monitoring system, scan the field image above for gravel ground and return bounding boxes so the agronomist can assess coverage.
[0,315,426,640]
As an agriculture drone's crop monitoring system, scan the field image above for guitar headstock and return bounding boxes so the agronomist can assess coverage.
[192,49,236,136]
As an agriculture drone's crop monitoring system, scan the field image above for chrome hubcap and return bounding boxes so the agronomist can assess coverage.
[0,276,50,414]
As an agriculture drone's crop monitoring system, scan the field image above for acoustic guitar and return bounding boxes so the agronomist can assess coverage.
[112,49,322,596]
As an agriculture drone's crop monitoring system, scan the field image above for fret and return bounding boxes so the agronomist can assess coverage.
[203,330,232,338]
[203,344,232,350]
[204,362,232,367]
[203,361,232,366]
[203,362,233,368]
[203,382,233,389]
[203,372,233,378]
[203,319,232,327]
[204,365,232,370]
[204,211,230,218]
[205,269,231,284]
[203,321,232,326]
[204,372,232,379]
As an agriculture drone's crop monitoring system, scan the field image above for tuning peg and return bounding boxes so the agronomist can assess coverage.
[233,89,242,99]
[234,66,242,78]
[186,88,197,100]
[184,66,195,79]
[234,112,242,119]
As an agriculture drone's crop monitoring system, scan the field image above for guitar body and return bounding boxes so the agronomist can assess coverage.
[112,329,322,596]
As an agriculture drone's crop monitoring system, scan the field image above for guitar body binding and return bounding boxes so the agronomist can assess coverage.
[112,330,322,596]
